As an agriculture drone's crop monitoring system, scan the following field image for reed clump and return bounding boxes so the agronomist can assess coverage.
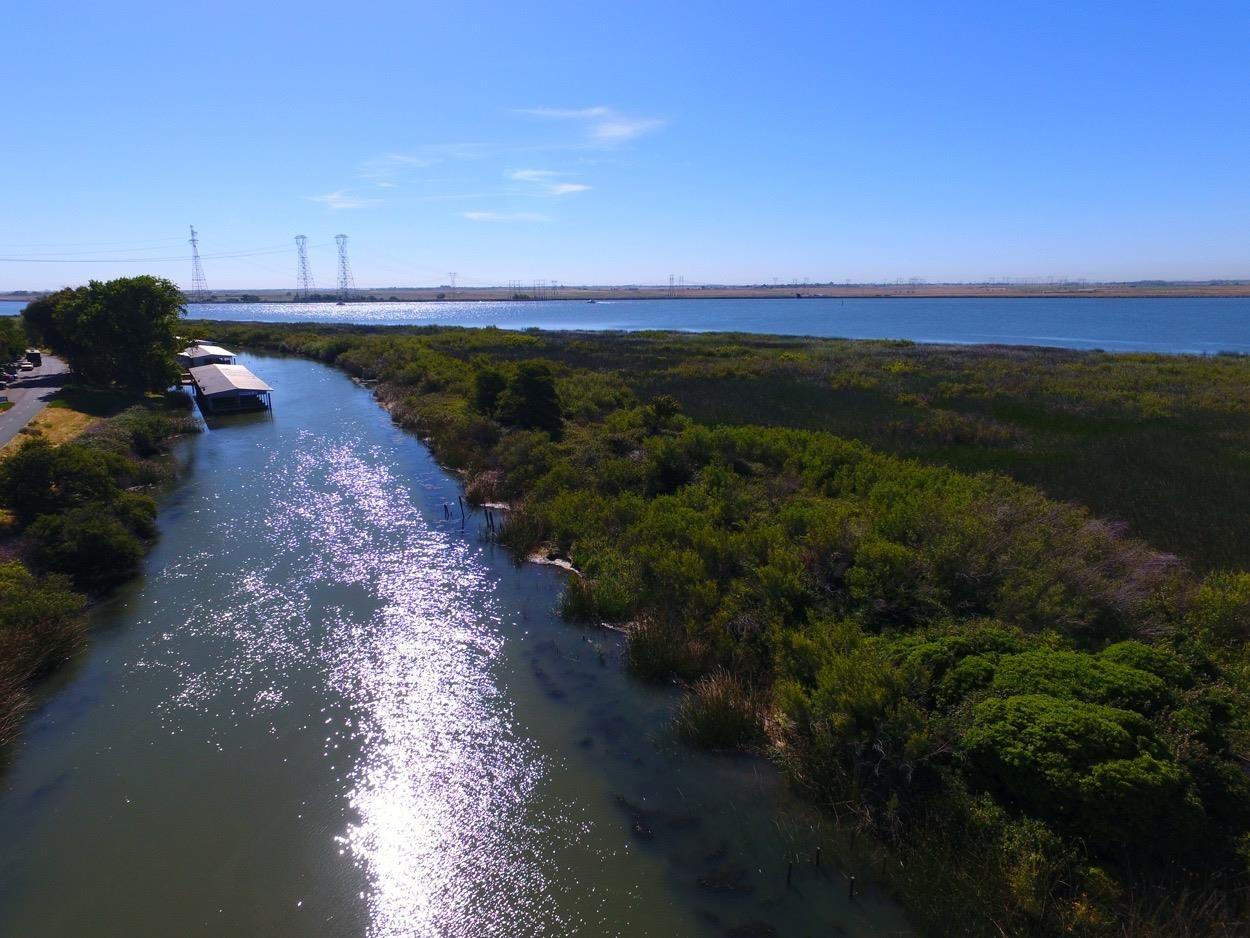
[674,669,763,749]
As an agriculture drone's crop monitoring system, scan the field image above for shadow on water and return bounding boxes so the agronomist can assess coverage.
[512,618,912,937]
[198,407,275,431]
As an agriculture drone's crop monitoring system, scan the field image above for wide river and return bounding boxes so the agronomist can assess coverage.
[4,295,1250,352]
[0,354,913,936]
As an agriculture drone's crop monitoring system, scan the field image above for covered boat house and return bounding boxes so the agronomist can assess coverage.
[189,363,273,414]
[178,343,237,369]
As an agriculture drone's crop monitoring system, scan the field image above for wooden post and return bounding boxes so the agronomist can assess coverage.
[848,875,856,899]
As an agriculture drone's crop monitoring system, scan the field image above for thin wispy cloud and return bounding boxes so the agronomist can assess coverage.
[509,169,560,182]
[462,211,551,222]
[591,116,666,144]
[508,168,591,196]
[515,106,667,147]
[515,106,610,119]
[307,190,381,210]
[356,144,487,184]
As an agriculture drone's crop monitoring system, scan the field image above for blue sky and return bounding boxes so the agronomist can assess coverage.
[3,0,1248,290]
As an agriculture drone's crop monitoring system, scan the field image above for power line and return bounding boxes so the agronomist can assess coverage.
[0,244,298,263]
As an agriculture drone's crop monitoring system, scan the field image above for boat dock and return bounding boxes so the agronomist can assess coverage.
[188,363,274,415]
[177,343,237,369]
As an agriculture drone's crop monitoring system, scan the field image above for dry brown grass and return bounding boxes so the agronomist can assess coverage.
[0,406,98,459]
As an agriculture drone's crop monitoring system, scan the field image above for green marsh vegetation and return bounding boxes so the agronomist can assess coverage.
[1,277,198,752]
[206,322,1250,935]
[0,396,199,748]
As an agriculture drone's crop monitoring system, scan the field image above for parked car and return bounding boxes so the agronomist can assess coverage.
[19,362,34,372]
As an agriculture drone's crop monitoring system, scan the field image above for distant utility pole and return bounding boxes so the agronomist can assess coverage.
[336,234,355,301]
[295,235,315,299]
[188,225,208,300]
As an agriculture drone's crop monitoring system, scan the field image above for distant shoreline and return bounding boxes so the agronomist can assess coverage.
[4,282,1250,304]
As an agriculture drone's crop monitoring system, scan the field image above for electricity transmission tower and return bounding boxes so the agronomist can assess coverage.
[295,235,315,299]
[336,234,355,301]
[448,272,457,299]
[188,226,208,300]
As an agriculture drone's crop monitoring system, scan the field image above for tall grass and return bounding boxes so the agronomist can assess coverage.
[673,669,763,749]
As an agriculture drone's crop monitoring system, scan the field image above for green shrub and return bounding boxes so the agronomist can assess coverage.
[1099,640,1194,688]
[27,508,145,591]
[1190,571,1250,647]
[961,694,1199,850]
[110,492,159,539]
[989,649,1170,713]
[0,560,86,679]
[0,439,126,524]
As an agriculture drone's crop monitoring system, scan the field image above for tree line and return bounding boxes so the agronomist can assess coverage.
[22,276,185,390]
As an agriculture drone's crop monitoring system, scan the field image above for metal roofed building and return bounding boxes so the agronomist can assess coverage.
[178,343,237,368]
[189,363,273,414]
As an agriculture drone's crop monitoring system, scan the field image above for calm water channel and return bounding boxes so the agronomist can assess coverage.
[0,354,913,936]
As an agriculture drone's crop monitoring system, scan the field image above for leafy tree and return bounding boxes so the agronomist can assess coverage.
[497,361,562,437]
[473,366,508,416]
[0,438,125,525]
[19,289,76,350]
[29,276,185,390]
[0,316,26,362]
[27,507,144,591]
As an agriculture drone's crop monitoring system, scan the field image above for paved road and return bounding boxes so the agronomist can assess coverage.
[0,355,68,449]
